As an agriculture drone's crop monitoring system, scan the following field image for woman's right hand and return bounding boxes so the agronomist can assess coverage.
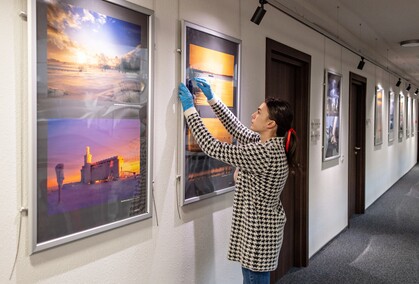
[178,83,194,111]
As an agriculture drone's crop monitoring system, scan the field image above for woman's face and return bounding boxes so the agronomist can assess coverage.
[250,102,272,133]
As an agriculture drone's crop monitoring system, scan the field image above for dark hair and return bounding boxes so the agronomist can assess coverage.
[265,97,298,168]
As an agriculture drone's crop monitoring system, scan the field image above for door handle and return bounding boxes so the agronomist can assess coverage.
[354,146,361,151]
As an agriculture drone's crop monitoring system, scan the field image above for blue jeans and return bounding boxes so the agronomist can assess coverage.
[242,267,270,284]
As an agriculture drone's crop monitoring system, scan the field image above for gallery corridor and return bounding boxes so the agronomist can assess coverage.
[278,165,419,283]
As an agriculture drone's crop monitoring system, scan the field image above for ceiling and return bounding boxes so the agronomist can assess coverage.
[271,0,419,88]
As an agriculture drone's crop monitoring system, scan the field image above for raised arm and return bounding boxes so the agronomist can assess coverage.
[194,77,259,144]
[185,110,270,173]
[179,82,268,172]
[209,98,259,144]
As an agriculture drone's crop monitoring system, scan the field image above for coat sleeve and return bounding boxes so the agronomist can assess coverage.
[185,111,270,173]
[209,98,260,144]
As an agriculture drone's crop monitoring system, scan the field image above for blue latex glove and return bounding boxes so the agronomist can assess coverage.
[194,77,214,100]
[178,83,194,111]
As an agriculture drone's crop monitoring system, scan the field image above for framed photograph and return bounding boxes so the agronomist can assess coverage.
[179,21,241,205]
[323,70,341,161]
[399,93,404,141]
[412,99,415,137]
[29,0,154,253]
[374,87,384,145]
[388,90,395,142]
[406,96,410,138]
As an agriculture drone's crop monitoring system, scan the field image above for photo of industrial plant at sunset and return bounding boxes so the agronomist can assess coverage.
[35,117,147,243]
[45,118,141,216]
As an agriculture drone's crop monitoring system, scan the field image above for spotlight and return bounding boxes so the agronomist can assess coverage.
[396,78,401,87]
[251,0,267,25]
[415,89,418,95]
[400,39,419,47]
[357,57,365,70]
[406,84,411,91]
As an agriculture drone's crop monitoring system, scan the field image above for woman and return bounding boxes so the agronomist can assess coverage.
[178,78,297,284]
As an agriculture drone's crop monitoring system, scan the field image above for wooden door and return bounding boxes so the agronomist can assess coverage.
[417,99,419,163]
[348,72,366,220]
[266,38,310,282]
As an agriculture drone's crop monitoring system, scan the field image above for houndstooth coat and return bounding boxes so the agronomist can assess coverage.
[184,97,289,272]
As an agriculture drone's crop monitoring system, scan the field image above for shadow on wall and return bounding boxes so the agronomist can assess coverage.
[25,218,152,282]
[194,214,216,283]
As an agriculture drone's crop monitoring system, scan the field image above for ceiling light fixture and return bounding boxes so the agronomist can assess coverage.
[357,57,365,70]
[396,78,401,87]
[400,39,419,47]
[251,0,268,25]
[406,84,411,91]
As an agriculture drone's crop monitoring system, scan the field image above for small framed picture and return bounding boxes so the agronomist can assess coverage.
[388,90,395,142]
[323,70,341,161]
[406,96,410,138]
[374,87,383,146]
[399,93,404,141]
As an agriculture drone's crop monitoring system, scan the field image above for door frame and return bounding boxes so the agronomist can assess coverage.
[348,72,366,219]
[417,99,419,163]
[266,38,310,269]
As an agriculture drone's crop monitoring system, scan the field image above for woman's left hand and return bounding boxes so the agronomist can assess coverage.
[194,77,214,100]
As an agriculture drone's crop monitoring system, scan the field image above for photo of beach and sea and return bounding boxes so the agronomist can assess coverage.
[38,0,148,120]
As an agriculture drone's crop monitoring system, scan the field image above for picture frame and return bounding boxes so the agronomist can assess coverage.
[323,70,341,161]
[374,87,384,145]
[406,96,410,138]
[388,90,395,142]
[398,93,404,141]
[412,98,415,137]
[29,0,154,253]
[179,21,241,205]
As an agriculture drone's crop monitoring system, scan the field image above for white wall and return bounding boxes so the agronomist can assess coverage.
[364,66,417,208]
[0,0,19,282]
[1,0,417,283]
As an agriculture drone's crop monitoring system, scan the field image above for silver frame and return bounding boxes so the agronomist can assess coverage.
[406,95,410,138]
[374,86,384,146]
[178,21,241,206]
[28,0,154,253]
[411,98,415,137]
[322,69,342,161]
[388,90,395,143]
[398,93,404,141]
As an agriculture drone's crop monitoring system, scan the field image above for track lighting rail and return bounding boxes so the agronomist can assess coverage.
[251,0,418,89]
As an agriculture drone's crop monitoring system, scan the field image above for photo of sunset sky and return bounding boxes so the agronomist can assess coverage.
[47,1,141,66]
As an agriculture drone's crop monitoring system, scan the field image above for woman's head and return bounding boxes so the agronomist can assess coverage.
[265,97,298,167]
[265,97,293,137]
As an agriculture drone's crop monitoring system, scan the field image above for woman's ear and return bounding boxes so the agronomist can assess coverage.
[266,120,277,129]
